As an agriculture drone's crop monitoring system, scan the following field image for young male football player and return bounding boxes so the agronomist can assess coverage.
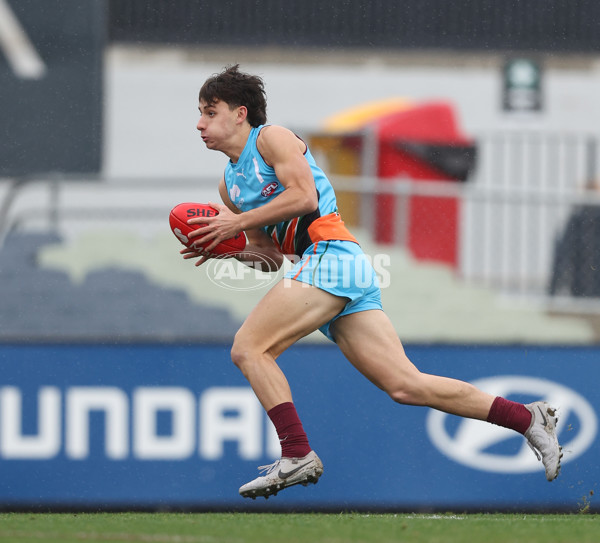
[181,65,562,499]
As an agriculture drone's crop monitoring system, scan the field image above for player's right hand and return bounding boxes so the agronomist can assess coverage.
[180,246,212,267]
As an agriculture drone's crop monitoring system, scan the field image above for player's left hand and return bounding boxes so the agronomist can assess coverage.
[187,201,243,253]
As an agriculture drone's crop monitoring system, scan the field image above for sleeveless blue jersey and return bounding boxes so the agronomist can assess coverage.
[224,125,356,257]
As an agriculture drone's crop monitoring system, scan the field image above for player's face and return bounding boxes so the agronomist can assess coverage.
[197,99,240,151]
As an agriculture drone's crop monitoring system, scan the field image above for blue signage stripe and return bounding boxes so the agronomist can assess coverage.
[0,343,596,510]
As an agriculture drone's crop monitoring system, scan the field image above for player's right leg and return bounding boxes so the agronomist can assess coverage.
[330,309,562,481]
[331,309,496,418]
[523,401,562,481]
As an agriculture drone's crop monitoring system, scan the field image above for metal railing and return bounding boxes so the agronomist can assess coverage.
[3,129,600,315]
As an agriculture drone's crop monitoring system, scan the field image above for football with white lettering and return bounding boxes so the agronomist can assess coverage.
[169,202,246,256]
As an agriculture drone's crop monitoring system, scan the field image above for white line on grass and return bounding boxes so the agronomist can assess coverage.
[0,531,221,542]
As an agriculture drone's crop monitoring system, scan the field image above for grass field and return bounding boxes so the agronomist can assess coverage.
[0,512,597,543]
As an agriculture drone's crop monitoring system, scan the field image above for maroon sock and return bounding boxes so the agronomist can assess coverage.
[486,396,533,435]
[267,402,312,458]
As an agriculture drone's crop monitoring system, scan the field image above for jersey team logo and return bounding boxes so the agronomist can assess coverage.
[261,181,279,197]
[426,375,597,474]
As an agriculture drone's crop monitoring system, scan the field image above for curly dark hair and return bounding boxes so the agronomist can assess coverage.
[199,64,267,127]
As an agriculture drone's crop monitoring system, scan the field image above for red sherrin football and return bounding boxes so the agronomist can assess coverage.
[169,202,246,256]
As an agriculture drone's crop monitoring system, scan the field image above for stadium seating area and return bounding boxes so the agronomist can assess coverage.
[0,231,242,342]
[0,224,594,344]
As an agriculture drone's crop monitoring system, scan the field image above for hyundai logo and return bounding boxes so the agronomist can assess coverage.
[426,376,597,474]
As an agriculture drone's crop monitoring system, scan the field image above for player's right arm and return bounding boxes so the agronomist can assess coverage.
[181,178,283,271]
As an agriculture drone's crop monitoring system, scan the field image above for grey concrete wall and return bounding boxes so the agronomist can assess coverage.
[104,47,600,180]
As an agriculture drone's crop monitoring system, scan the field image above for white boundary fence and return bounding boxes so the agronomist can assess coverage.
[464,132,597,291]
[2,131,600,314]
[327,130,600,313]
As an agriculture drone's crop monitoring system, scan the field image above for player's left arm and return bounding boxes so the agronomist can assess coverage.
[251,125,319,226]
[188,126,318,252]
[182,177,284,270]
[216,178,284,271]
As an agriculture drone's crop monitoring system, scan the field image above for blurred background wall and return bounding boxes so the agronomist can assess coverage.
[4,0,600,342]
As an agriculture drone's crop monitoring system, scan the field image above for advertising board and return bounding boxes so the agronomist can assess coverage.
[0,344,596,511]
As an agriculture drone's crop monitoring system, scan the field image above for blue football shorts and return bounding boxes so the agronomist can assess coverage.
[284,239,383,342]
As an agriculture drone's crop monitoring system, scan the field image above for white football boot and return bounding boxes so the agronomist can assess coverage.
[524,401,563,481]
[239,450,323,499]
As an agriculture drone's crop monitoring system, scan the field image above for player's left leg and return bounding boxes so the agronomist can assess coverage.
[232,277,347,499]
[330,309,562,480]
[230,277,347,411]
